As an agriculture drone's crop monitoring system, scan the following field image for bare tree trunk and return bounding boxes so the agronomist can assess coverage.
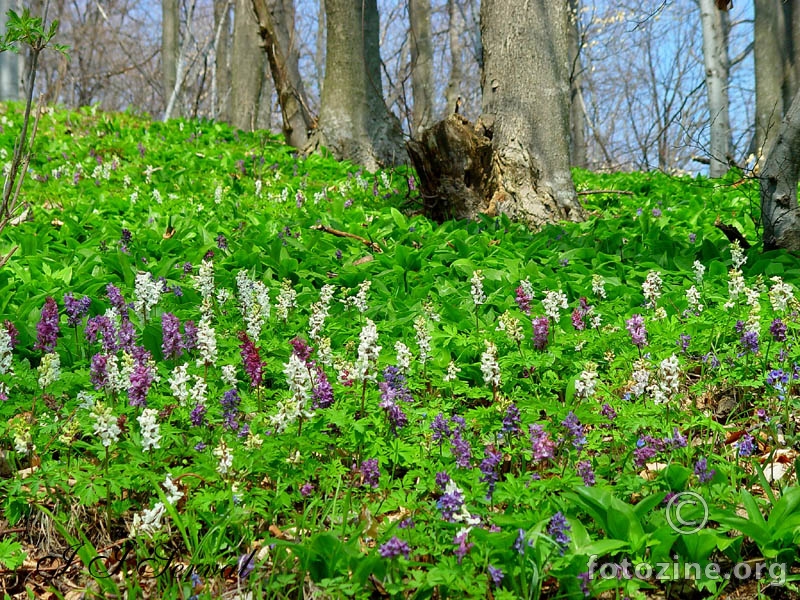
[231,0,267,130]
[754,0,789,164]
[479,0,583,226]
[444,0,463,117]
[213,0,231,121]
[162,0,180,116]
[316,0,404,170]
[409,0,433,137]
[761,86,800,251]
[567,0,587,168]
[699,0,732,177]
[0,0,19,101]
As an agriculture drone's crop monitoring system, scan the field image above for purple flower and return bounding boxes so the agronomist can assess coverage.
[118,316,136,352]
[398,518,414,529]
[516,286,533,315]
[626,314,647,348]
[379,536,410,559]
[35,297,60,353]
[578,571,591,597]
[600,403,617,422]
[431,413,451,445]
[576,460,595,486]
[688,233,697,244]
[183,320,198,351]
[128,349,154,407]
[633,443,658,467]
[221,388,241,430]
[694,457,715,483]
[300,482,315,497]
[770,318,788,342]
[161,313,184,360]
[532,316,549,350]
[361,458,380,488]
[488,565,504,587]
[561,412,587,450]
[216,234,228,250]
[502,404,521,435]
[4,321,18,348]
[85,315,117,353]
[437,486,465,521]
[513,528,530,554]
[453,531,473,564]
[382,402,408,433]
[767,369,789,388]
[479,446,503,498]
[237,551,256,581]
[90,353,109,390]
[239,332,264,389]
[190,403,207,427]
[572,307,586,331]
[451,431,472,468]
[547,511,571,552]
[312,367,334,409]
[435,471,450,490]
[652,208,662,217]
[677,333,691,353]
[529,424,556,462]
[106,284,128,313]
[737,434,756,457]
[290,337,313,363]
[63,293,91,328]
[740,330,760,354]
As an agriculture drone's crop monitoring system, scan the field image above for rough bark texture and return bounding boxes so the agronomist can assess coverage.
[699,0,732,177]
[761,87,800,251]
[251,0,315,148]
[161,0,179,114]
[316,0,404,171]
[409,0,434,137]
[407,114,494,222]
[213,0,231,122]
[444,0,463,117]
[754,0,789,163]
[231,0,268,131]
[567,0,587,169]
[479,0,583,227]
[0,0,19,101]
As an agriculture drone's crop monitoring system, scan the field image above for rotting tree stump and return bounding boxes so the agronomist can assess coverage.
[406,114,499,223]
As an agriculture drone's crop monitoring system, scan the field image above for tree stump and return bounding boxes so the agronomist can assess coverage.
[406,114,497,222]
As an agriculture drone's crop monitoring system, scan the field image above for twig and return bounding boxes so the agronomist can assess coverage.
[310,224,383,253]
[577,189,634,196]
[0,245,18,269]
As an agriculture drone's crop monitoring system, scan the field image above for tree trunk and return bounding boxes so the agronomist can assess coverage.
[231,0,268,131]
[0,0,19,101]
[251,0,315,147]
[699,0,732,177]
[444,0,463,117]
[162,0,180,116]
[409,0,434,137]
[761,86,800,251]
[479,0,583,226]
[315,0,404,171]
[567,0,587,169]
[754,0,789,164]
[213,0,232,122]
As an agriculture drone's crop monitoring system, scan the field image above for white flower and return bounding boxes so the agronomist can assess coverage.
[642,271,662,308]
[496,311,523,345]
[443,360,461,382]
[394,341,412,374]
[309,284,336,341]
[630,359,650,397]
[316,337,333,366]
[91,402,121,447]
[355,319,381,381]
[214,185,223,204]
[254,179,263,198]
[134,272,163,321]
[169,363,191,405]
[236,271,271,339]
[284,353,312,403]
[221,364,238,387]
[480,340,501,389]
[0,325,13,376]
[163,475,183,505]
[655,354,680,403]
[189,375,208,405]
[37,352,61,389]
[470,270,486,306]
[196,317,218,367]
[769,276,794,313]
[414,315,431,366]
[727,269,746,307]
[193,259,215,301]
[152,189,163,204]
[77,391,96,410]
[138,408,161,452]
[542,290,568,321]
[346,280,371,313]
[730,240,746,270]
[693,260,706,285]
[213,440,233,475]
[591,274,606,300]
[519,278,535,300]
[130,502,166,537]
[574,362,598,399]
[275,279,297,322]
[686,286,703,313]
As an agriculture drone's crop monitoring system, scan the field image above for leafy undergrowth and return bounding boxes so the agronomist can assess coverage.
[1,102,799,599]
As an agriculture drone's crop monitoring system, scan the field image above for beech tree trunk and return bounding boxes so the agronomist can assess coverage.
[0,0,19,101]
[761,86,800,251]
[444,0,463,116]
[251,0,315,148]
[699,0,732,177]
[567,0,587,169]
[315,0,404,171]
[409,0,434,137]
[754,0,790,163]
[479,0,583,226]
[213,0,232,122]
[231,0,269,131]
[162,0,180,115]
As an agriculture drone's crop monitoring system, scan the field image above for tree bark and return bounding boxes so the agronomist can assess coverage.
[231,0,268,131]
[567,0,587,169]
[0,0,19,101]
[315,0,404,170]
[162,0,180,116]
[444,0,463,117]
[251,0,315,148]
[409,0,434,137]
[754,0,789,164]
[479,0,583,227]
[213,0,232,122]
[761,86,800,251]
[699,0,732,177]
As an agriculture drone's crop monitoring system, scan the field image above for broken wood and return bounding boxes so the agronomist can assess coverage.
[577,189,634,196]
[310,224,383,253]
